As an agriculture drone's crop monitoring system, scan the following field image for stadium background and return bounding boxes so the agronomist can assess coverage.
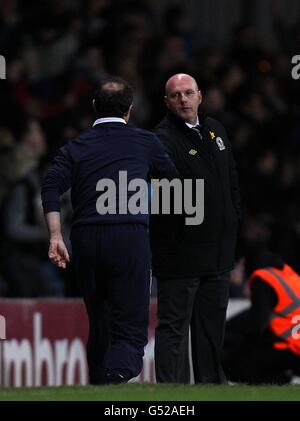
[0,0,300,388]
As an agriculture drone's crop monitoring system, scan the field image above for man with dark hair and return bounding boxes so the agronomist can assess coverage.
[150,73,240,384]
[93,76,133,117]
[41,76,178,384]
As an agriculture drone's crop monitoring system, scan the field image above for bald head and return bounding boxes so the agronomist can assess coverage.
[165,73,199,96]
[164,73,202,124]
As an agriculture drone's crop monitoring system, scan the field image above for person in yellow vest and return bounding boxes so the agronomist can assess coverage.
[223,248,300,384]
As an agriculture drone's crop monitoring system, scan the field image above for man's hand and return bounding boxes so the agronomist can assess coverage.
[49,236,70,269]
[45,212,69,268]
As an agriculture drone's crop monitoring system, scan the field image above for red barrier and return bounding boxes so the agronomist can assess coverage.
[0,299,157,387]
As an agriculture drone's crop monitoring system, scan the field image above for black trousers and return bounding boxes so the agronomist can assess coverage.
[71,224,151,385]
[155,273,230,384]
[223,309,300,384]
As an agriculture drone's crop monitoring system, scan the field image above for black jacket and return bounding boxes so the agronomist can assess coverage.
[150,112,241,278]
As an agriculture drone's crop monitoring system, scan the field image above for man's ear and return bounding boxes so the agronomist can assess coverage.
[164,96,170,109]
[198,90,203,105]
[124,103,133,121]
[126,103,133,116]
[92,99,97,114]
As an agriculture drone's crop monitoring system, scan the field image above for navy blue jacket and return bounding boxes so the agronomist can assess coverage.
[41,122,178,227]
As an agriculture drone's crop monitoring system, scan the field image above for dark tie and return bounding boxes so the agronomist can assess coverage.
[190,125,203,141]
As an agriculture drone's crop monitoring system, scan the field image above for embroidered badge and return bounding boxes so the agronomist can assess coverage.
[189,149,198,156]
[216,136,226,151]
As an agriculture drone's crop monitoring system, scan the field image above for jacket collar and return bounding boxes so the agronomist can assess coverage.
[166,111,207,131]
[93,117,126,127]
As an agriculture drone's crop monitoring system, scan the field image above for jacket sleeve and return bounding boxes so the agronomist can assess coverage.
[149,133,179,180]
[41,146,72,213]
[229,147,242,222]
[153,127,177,162]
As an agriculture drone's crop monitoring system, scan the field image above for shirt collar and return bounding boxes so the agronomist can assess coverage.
[185,116,200,129]
[93,117,127,127]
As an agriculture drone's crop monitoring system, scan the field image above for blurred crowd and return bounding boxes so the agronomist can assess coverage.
[1,0,300,297]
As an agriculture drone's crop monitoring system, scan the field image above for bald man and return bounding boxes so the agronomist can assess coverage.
[150,74,241,384]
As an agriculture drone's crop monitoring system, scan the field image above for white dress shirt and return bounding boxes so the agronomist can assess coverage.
[93,117,126,127]
[185,116,200,129]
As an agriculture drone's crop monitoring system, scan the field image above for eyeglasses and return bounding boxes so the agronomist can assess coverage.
[167,90,197,101]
